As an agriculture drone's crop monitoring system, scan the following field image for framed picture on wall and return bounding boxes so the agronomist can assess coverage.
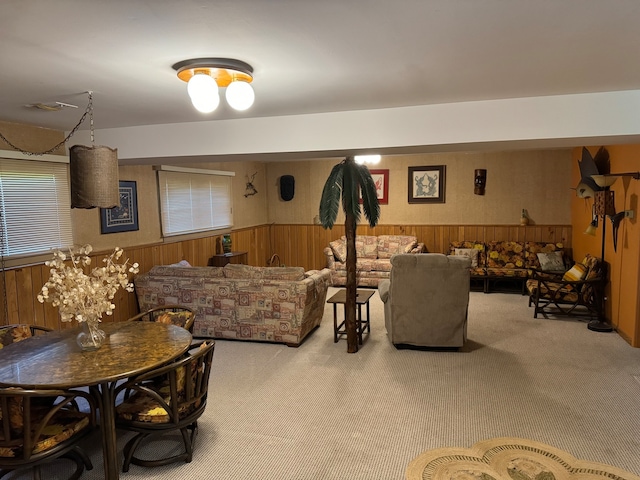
[408,165,446,203]
[362,169,389,204]
[100,180,139,234]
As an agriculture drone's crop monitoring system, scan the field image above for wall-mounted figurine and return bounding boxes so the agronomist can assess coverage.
[244,172,258,197]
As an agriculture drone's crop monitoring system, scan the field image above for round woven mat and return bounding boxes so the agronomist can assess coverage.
[406,437,640,480]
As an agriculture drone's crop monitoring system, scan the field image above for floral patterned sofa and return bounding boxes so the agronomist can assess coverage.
[134,264,331,347]
[448,241,571,293]
[323,235,426,287]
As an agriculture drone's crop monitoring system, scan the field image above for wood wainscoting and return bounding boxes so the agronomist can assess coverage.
[0,223,570,330]
[270,224,572,272]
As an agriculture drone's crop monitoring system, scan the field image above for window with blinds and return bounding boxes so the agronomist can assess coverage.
[0,157,73,258]
[157,167,234,237]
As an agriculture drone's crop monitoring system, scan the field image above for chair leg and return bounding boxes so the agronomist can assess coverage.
[123,424,199,470]
[122,432,148,472]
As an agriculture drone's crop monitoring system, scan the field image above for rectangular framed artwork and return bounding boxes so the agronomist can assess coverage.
[365,169,389,204]
[100,180,139,234]
[408,165,446,203]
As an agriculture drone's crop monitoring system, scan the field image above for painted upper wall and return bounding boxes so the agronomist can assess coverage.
[266,150,572,226]
[70,91,640,163]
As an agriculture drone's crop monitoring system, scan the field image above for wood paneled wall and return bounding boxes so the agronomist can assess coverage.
[270,224,573,272]
[0,225,271,330]
[1,223,570,330]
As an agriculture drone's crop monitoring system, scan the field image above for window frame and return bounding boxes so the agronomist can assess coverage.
[155,165,235,238]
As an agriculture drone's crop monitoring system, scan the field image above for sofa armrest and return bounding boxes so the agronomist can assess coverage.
[323,247,337,269]
[410,243,426,253]
[379,279,391,303]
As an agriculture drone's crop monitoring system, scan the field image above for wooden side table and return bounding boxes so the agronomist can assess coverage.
[327,288,375,344]
[209,251,248,267]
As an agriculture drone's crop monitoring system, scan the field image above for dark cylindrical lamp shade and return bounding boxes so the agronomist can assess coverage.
[70,145,119,209]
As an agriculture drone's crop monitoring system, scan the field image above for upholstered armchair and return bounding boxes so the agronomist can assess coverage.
[379,254,471,348]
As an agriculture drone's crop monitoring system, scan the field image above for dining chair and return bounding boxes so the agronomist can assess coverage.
[0,387,97,480]
[114,340,215,472]
[0,324,52,349]
[128,305,195,333]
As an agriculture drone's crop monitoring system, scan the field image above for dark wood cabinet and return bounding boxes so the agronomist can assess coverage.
[209,251,248,267]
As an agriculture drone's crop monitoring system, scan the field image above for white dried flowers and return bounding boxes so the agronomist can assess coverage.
[37,245,140,323]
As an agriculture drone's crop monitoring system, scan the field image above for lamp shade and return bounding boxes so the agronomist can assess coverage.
[591,175,618,188]
[584,222,597,236]
[225,80,254,111]
[70,145,119,209]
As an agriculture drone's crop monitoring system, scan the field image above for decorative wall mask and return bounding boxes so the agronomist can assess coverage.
[474,169,486,195]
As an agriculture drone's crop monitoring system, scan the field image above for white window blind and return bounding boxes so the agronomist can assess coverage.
[157,168,233,237]
[0,158,73,258]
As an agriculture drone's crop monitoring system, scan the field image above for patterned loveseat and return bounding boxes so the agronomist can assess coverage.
[134,264,331,347]
[448,241,571,293]
[323,235,426,287]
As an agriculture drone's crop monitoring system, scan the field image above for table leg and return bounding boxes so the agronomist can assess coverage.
[357,304,363,344]
[333,304,338,343]
[91,382,120,480]
[366,300,371,334]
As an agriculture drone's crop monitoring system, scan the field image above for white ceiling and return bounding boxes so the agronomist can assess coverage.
[2,0,640,158]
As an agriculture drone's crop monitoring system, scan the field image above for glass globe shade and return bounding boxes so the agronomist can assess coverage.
[187,74,219,113]
[225,81,255,111]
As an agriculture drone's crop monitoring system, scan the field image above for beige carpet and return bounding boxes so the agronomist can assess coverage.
[406,437,640,480]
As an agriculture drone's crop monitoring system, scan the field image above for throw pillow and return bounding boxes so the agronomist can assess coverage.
[454,248,479,268]
[329,238,347,263]
[562,263,587,282]
[537,252,565,272]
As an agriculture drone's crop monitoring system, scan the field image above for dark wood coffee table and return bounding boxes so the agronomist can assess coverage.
[327,288,375,344]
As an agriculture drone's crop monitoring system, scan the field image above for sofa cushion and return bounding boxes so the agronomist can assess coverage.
[449,241,486,266]
[537,252,565,272]
[147,265,224,278]
[223,264,305,281]
[525,242,565,269]
[486,241,526,269]
[329,238,347,262]
[377,235,417,258]
[562,263,587,282]
[355,236,378,259]
[454,248,479,267]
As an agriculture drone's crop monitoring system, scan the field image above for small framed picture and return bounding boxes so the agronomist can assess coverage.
[100,180,139,234]
[408,165,446,203]
[363,169,389,205]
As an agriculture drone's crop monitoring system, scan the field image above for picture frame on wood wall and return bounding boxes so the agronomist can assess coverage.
[361,169,389,204]
[408,165,446,203]
[100,180,139,234]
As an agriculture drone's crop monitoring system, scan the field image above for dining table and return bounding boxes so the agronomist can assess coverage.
[0,321,192,480]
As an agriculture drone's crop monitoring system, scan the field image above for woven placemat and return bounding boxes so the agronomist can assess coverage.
[406,437,640,480]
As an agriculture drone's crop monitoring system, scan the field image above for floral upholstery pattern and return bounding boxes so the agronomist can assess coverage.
[0,325,32,349]
[0,390,94,464]
[324,235,426,287]
[135,266,331,346]
[448,241,571,293]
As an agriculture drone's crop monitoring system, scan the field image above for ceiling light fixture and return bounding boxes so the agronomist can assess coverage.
[354,155,381,165]
[172,58,255,113]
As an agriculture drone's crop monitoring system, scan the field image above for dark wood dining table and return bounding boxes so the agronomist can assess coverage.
[0,321,192,480]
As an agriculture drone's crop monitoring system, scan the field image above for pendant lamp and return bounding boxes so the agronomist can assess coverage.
[70,92,119,208]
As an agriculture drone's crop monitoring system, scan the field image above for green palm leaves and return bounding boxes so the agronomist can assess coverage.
[319,156,380,229]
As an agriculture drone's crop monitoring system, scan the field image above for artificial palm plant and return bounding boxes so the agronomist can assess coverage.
[319,156,380,353]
